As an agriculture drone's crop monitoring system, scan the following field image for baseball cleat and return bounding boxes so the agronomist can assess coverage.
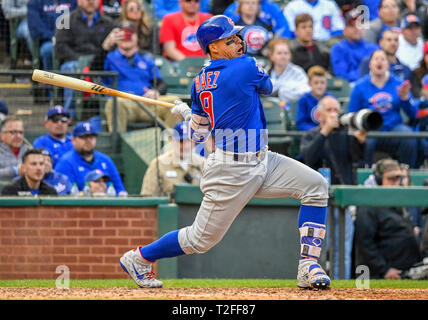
[297,259,331,290]
[120,247,163,288]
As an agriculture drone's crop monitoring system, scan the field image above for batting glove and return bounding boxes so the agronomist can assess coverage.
[171,100,191,120]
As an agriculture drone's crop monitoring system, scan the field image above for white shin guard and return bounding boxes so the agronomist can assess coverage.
[299,222,326,260]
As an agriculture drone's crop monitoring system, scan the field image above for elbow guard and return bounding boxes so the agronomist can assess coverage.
[189,114,211,143]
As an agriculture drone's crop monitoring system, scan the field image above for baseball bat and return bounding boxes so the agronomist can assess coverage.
[31,69,175,109]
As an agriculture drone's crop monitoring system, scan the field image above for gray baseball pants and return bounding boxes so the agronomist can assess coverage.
[178,148,329,254]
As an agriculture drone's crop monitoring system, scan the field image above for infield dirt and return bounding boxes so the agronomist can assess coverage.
[1,287,428,300]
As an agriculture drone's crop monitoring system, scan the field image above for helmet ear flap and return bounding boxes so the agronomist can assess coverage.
[236,33,247,54]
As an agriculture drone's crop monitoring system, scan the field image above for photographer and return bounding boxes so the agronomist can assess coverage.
[300,95,366,279]
[301,96,366,186]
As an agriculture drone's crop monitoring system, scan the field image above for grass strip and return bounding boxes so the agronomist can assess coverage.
[0,279,428,289]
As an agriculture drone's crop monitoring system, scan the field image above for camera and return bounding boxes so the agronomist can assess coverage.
[339,108,383,131]
[121,27,134,41]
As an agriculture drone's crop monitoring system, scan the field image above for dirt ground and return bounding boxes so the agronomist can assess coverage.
[1,287,428,300]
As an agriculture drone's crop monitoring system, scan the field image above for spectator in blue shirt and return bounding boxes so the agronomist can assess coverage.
[41,149,72,195]
[348,49,419,168]
[103,21,179,132]
[296,65,334,131]
[33,105,73,168]
[359,28,412,82]
[362,0,381,20]
[55,121,127,195]
[27,0,77,70]
[154,0,210,19]
[330,8,378,83]
[224,0,291,38]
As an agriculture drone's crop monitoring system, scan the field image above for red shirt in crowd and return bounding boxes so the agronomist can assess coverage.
[160,11,213,58]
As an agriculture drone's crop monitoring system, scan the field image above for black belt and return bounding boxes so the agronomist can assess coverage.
[233,150,262,162]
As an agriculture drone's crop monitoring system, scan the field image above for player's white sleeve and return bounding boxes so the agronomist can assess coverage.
[188,113,212,143]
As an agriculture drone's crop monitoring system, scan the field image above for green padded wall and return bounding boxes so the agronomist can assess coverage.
[357,169,428,186]
[120,127,162,195]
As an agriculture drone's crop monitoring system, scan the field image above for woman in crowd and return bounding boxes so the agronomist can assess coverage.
[348,49,419,168]
[267,38,311,105]
[119,0,156,52]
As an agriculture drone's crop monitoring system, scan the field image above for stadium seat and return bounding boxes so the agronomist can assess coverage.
[176,57,209,78]
[262,97,286,130]
[262,97,292,154]
[154,56,192,96]
[154,55,177,78]
[327,77,351,111]
[285,101,298,131]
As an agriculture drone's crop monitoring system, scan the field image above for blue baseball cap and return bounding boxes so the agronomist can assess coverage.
[400,14,421,29]
[172,121,188,141]
[46,105,70,120]
[84,169,110,183]
[0,100,8,115]
[72,121,99,137]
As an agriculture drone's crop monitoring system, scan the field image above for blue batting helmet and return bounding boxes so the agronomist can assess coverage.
[196,15,245,54]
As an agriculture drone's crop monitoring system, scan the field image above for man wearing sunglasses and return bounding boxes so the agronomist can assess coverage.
[33,105,73,168]
[55,121,127,196]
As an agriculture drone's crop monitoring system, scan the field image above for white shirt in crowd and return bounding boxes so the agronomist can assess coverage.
[396,34,424,71]
[270,63,311,103]
[283,0,345,41]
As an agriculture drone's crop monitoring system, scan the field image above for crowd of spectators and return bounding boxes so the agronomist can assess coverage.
[1,0,428,279]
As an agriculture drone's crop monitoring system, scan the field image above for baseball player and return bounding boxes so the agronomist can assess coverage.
[119,15,330,290]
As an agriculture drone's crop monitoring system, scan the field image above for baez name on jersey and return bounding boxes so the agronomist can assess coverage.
[195,71,221,93]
